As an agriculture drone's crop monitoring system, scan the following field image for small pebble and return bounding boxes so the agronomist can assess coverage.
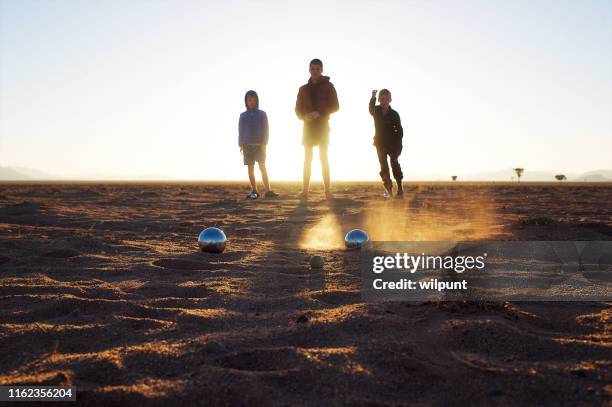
[309,255,324,269]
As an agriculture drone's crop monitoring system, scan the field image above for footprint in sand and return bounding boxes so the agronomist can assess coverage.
[41,248,81,258]
[216,348,304,372]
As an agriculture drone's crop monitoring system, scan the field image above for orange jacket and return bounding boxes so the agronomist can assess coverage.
[295,76,339,121]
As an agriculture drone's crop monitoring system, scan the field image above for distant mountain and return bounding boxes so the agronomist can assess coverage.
[0,167,29,180]
[571,170,612,182]
[0,166,57,180]
[462,168,567,182]
[1,165,610,182]
[452,168,611,182]
[72,173,173,180]
[408,168,565,181]
[0,166,174,181]
[408,168,612,182]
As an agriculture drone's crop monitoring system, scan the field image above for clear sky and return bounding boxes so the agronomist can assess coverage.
[1,0,611,180]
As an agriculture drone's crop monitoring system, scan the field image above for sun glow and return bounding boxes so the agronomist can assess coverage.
[1,1,610,180]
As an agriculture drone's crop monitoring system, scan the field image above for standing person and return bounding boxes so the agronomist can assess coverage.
[369,89,404,197]
[295,58,339,200]
[239,90,278,199]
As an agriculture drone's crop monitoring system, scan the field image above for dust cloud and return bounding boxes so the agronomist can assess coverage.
[299,213,345,250]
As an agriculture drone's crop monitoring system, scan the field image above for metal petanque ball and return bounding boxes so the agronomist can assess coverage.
[198,227,227,253]
[344,229,369,250]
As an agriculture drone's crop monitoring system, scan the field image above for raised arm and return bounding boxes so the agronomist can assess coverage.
[369,90,377,116]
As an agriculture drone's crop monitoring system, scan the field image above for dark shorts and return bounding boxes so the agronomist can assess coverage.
[302,121,330,147]
[243,144,266,165]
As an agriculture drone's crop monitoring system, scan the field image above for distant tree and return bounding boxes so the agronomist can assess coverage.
[513,168,524,182]
[555,174,567,182]
[451,175,457,181]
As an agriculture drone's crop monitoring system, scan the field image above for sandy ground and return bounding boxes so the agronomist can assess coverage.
[0,181,610,406]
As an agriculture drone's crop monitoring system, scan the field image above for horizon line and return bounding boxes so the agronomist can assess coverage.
[1,179,611,184]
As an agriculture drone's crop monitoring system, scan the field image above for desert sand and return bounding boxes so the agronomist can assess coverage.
[0,181,610,406]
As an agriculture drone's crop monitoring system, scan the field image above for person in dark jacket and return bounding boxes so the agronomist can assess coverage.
[295,58,339,200]
[369,89,404,197]
[239,90,277,199]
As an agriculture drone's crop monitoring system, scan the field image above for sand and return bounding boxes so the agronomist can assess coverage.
[0,181,610,406]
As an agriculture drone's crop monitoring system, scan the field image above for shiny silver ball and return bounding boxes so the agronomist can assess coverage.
[198,227,227,253]
[344,229,369,249]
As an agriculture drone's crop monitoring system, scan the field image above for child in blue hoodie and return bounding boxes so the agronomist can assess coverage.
[239,90,277,199]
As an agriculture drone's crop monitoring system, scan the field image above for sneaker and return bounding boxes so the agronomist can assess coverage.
[383,181,393,197]
[264,190,279,199]
[246,191,259,200]
[383,191,391,199]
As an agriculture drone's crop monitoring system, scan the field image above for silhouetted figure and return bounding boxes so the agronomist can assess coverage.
[239,90,277,199]
[295,59,339,200]
[369,89,404,197]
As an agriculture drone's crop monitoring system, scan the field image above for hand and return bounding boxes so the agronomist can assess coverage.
[240,147,243,155]
[305,111,320,122]
[261,144,266,153]
[371,90,378,98]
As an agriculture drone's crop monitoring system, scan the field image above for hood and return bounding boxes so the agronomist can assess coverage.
[308,75,330,85]
[244,90,259,110]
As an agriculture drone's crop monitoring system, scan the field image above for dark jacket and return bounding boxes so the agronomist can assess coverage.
[239,90,269,146]
[369,97,403,148]
[295,76,339,123]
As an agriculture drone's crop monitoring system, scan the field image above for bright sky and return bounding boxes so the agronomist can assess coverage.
[1,0,611,180]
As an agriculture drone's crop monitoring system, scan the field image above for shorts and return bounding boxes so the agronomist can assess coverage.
[243,144,266,165]
[302,120,330,147]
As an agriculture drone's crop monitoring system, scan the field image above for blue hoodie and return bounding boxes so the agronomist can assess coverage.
[239,90,269,146]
